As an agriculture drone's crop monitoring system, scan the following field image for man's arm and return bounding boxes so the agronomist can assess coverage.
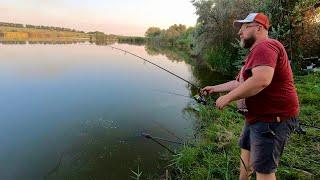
[215,66,274,109]
[202,80,240,94]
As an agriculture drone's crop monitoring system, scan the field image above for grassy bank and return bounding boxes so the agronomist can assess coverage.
[169,72,320,179]
[0,26,90,40]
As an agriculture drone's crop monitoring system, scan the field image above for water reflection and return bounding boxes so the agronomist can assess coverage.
[144,42,233,92]
[0,40,229,179]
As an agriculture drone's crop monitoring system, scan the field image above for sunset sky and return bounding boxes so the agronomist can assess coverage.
[0,0,197,36]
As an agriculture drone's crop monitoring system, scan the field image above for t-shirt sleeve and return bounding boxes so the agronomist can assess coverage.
[246,42,279,70]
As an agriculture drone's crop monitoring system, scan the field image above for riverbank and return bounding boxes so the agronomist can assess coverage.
[168,72,320,179]
[0,25,90,40]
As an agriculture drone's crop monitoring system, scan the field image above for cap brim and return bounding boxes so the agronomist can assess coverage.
[233,20,254,28]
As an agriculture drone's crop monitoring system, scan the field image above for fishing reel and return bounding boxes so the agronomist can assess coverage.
[193,94,207,105]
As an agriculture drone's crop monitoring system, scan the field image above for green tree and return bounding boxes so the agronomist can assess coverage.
[163,24,187,45]
[190,0,320,73]
[145,27,162,38]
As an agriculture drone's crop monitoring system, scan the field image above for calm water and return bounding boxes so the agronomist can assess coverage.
[0,42,226,179]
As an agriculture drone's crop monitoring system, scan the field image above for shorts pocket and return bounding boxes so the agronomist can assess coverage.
[250,122,275,145]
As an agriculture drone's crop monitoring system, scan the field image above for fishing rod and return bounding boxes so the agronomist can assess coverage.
[299,122,320,131]
[141,132,197,155]
[142,133,185,145]
[141,133,177,155]
[150,119,184,142]
[44,152,64,179]
[109,46,200,90]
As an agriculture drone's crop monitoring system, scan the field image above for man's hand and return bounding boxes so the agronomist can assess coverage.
[200,81,240,96]
[215,94,232,110]
[200,86,215,96]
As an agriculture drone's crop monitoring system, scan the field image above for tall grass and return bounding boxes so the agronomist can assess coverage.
[130,165,143,180]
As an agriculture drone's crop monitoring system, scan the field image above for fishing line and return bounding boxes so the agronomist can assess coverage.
[109,46,201,90]
[151,89,191,99]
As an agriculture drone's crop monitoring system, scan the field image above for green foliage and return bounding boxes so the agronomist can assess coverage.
[251,0,320,67]
[189,0,320,74]
[118,36,145,45]
[203,46,233,74]
[145,24,192,49]
[190,0,262,73]
[295,72,320,126]
[130,165,143,180]
[145,27,162,38]
[170,101,243,179]
[144,1,319,74]
[230,40,249,70]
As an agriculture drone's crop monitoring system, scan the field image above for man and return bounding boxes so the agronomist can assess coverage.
[201,13,299,180]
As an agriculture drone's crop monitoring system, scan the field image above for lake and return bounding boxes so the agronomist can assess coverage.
[0,41,227,179]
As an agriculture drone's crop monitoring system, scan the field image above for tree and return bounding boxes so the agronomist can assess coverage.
[145,27,162,38]
[164,24,187,45]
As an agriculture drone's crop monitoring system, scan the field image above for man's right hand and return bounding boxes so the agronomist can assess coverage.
[200,80,240,95]
[200,86,215,96]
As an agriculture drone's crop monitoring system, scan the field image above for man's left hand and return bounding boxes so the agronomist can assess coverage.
[215,94,232,110]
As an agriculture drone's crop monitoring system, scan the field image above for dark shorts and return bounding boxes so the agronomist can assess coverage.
[239,117,298,174]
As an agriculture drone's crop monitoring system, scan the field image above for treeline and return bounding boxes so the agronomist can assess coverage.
[145,24,194,49]
[0,22,24,28]
[88,31,117,40]
[88,31,146,45]
[0,22,85,33]
[25,25,85,33]
[0,40,87,45]
[146,0,320,74]
[117,36,145,44]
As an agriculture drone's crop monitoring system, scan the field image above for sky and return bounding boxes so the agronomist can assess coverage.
[0,0,198,36]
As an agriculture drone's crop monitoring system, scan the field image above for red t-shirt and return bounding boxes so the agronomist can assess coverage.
[240,38,299,124]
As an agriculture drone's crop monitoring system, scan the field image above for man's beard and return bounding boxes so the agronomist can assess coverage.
[240,36,256,49]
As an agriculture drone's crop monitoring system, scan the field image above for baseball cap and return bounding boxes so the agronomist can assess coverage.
[234,13,270,30]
